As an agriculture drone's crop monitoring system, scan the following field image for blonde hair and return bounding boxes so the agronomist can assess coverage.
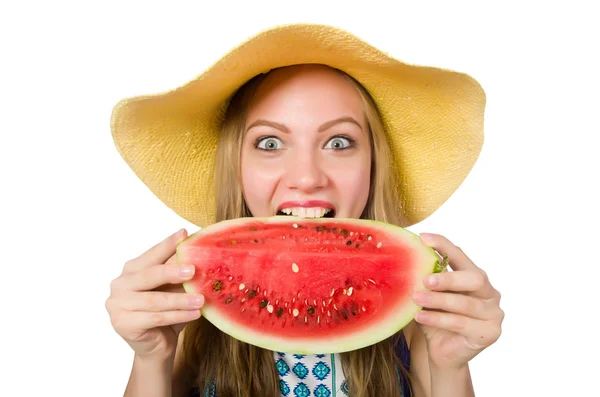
[181,66,411,397]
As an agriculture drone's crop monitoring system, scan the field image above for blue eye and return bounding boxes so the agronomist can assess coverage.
[325,136,353,150]
[256,137,284,151]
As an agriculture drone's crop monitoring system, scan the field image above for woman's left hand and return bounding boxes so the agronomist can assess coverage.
[412,233,504,370]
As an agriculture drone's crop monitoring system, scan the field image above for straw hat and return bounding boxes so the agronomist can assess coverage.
[110,23,485,227]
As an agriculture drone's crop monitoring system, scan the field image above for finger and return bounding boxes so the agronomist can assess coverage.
[123,229,188,273]
[122,291,204,312]
[122,263,195,292]
[423,269,498,300]
[151,262,189,293]
[415,310,502,347]
[413,290,493,320]
[420,233,476,272]
[122,309,202,332]
[155,254,184,292]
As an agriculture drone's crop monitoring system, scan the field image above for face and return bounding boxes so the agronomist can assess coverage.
[240,65,372,219]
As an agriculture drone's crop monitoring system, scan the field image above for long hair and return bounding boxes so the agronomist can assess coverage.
[181,66,411,397]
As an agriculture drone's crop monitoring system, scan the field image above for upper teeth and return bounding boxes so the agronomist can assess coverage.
[280,207,332,218]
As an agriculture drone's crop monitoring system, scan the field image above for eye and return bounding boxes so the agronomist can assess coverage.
[325,136,354,150]
[256,136,284,151]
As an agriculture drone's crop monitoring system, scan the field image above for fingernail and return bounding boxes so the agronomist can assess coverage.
[413,291,430,304]
[179,265,195,278]
[415,311,428,322]
[190,295,204,307]
[425,274,438,287]
[420,233,432,240]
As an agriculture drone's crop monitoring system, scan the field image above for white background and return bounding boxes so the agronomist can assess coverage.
[1,1,598,396]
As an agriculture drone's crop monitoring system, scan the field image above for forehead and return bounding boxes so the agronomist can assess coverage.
[246,64,366,122]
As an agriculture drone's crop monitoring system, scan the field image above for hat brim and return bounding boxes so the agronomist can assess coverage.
[111,23,485,227]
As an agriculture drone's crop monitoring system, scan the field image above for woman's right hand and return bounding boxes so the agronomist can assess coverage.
[105,229,204,361]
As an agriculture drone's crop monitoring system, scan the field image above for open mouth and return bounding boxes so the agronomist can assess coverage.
[276,207,336,218]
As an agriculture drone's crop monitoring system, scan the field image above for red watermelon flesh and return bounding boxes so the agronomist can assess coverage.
[177,216,443,354]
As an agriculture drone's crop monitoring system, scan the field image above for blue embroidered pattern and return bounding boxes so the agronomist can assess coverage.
[280,380,291,396]
[292,362,309,379]
[293,382,311,397]
[340,380,349,395]
[277,358,291,376]
[314,384,331,397]
[312,362,330,380]
[203,380,216,397]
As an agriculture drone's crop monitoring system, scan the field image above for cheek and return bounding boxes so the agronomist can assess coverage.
[241,154,281,216]
[344,167,371,195]
[328,159,371,216]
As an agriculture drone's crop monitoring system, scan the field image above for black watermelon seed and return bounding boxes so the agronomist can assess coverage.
[276,308,284,317]
[212,281,223,292]
[340,310,348,320]
[224,295,233,304]
[259,299,268,308]
[346,240,352,246]
[340,229,349,237]
[307,306,315,315]
[250,227,256,231]
[356,243,360,248]
[248,290,257,299]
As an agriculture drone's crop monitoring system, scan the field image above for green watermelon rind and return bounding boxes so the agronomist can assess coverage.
[178,216,442,354]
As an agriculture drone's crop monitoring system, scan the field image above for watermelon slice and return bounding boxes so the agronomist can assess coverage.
[177,217,444,354]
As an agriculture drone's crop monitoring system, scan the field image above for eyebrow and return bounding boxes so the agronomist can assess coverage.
[245,116,362,133]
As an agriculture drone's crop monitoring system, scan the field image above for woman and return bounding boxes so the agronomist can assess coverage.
[106,24,504,397]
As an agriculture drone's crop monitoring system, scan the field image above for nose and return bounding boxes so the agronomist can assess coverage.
[284,150,328,193]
